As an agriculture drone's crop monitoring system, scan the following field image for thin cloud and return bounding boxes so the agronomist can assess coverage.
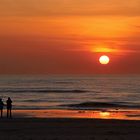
[0,0,140,17]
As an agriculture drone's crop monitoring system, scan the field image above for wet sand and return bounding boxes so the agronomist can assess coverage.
[0,109,139,140]
[9,109,140,120]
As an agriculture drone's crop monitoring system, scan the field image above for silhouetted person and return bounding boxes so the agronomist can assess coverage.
[6,97,12,118]
[0,98,4,118]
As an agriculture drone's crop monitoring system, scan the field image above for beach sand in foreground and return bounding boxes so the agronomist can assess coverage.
[0,118,140,140]
[0,109,140,140]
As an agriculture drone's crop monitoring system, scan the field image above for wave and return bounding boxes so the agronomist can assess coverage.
[61,102,140,109]
[0,88,88,93]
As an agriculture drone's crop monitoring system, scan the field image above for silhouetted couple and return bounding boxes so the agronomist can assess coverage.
[0,97,12,118]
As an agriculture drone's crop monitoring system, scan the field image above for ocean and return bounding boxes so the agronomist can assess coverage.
[0,75,139,110]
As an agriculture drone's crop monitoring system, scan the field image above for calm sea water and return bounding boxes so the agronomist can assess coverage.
[0,75,139,110]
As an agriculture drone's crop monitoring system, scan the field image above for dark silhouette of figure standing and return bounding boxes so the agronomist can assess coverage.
[0,98,4,118]
[7,97,12,118]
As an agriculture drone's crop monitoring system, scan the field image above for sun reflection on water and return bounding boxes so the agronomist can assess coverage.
[99,111,110,118]
[12,109,140,120]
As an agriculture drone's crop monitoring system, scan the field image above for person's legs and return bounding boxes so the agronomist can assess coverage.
[0,109,2,118]
[10,108,12,118]
[7,109,9,118]
[1,109,3,118]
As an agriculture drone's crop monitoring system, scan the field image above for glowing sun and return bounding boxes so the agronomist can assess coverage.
[99,55,110,65]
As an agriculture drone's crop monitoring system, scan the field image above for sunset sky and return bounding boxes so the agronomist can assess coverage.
[0,0,140,74]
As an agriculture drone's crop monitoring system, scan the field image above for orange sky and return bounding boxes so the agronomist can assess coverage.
[0,0,140,74]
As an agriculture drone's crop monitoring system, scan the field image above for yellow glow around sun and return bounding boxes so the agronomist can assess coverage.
[91,44,119,53]
[90,44,120,53]
[99,55,110,65]
[94,47,115,53]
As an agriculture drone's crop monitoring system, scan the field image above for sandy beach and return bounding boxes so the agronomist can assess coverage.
[0,109,139,140]
[0,118,139,140]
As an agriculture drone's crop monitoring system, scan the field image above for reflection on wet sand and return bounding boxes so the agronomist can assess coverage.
[9,109,140,120]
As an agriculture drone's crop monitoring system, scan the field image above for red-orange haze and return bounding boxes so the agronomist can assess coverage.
[0,0,140,74]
